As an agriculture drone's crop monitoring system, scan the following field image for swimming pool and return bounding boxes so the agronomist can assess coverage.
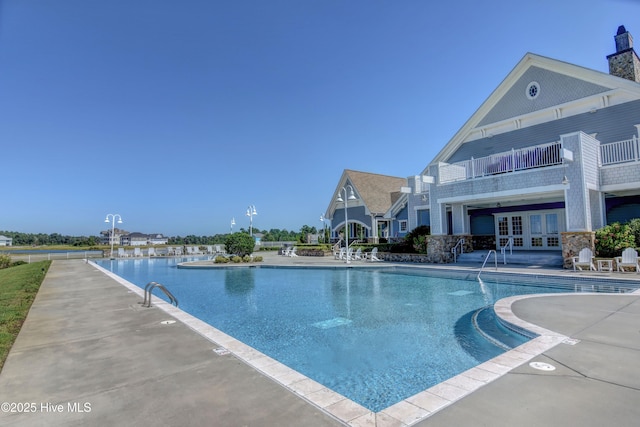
[96,258,636,412]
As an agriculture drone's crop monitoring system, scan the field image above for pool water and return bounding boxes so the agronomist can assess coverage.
[97,258,608,411]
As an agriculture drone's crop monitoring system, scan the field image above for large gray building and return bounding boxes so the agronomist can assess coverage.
[327,26,640,265]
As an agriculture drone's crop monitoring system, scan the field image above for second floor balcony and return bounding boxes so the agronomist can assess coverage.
[439,142,564,184]
[438,136,640,185]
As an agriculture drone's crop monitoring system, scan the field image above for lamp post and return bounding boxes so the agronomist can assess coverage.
[230,217,235,233]
[336,186,357,263]
[104,214,123,259]
[246,205,257,236]
[320,214,326,244]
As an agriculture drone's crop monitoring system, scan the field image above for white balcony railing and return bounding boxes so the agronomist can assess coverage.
[600,136,639,166]
[439,142,563,184]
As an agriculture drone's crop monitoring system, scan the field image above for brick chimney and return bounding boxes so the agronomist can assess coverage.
[607,25,640,82]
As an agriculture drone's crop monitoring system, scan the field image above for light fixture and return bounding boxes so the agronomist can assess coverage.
[562,175,569,185]
[337,185,358,264]
[104,214,123,259]
[246,205,257,236]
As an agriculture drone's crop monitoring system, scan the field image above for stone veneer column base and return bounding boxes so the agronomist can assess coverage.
[562,231,595,269]
[426,234,472,263]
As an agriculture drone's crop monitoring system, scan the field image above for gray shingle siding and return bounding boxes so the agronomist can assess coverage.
[448,99,640,163]
[478,66,610,126]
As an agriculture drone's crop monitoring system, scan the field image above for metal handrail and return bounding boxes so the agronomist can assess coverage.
[142,281,178,308]
[500,238,513,264]
[451,238,465,263]
[477,250,498,279]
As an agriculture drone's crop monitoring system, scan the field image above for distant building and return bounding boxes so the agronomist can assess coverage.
[147,234,169,245]
[99,228,128,246]
[100,229,168,246]
[0,235,13,246]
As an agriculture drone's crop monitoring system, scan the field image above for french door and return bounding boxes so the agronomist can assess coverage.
[495,210,563,250]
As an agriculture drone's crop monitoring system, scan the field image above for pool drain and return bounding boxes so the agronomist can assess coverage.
[529,361,556,371]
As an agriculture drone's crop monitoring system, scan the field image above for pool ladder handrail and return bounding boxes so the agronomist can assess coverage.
[142,281,179,308]
[500,237,513,264]
[477,250,498,279]
[452,238,465,263]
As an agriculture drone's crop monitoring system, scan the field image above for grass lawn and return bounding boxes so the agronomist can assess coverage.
[0,260,50,372]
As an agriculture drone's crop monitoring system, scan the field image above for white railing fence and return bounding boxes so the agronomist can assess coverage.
[600,136,639,166]
[440,141,563,183]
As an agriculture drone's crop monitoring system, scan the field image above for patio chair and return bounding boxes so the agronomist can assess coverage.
[346,247,354,261]
[572,248,595,271]
[335,247,346,260]
[615,247,640,273]
[354,248,363,260]
[148,247,156,257]
[289,247,298,257]
[117,248,128,258]
[282,247,291,256]
[133,247,142,257]
[368,247,381,262]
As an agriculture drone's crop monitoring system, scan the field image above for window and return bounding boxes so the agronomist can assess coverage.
[530,215,542,235]
[546,214,559,234]
[399,220,408,232]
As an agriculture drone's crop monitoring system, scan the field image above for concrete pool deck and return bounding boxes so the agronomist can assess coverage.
[0,255,639,426]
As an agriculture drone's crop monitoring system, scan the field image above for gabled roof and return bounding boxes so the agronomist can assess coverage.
[326,169,407,218]
[426,52,640,170]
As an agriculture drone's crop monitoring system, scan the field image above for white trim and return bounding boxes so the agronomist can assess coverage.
[436,184,566,205]
[600,182,640,192]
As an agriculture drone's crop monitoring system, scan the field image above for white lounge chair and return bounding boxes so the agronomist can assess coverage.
[368,247,381,262]
[572,248,595,271]
[290,247,298,257]
[133,247,142,257]
[117,248,128,258]
[354,248,363,260]
[335,247,346,260]
[148,247,156,257]
[282,247,291,256]
[346,247,354,261]
[615,247,640,272]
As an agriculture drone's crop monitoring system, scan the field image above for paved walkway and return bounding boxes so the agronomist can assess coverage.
[0,256,639,426]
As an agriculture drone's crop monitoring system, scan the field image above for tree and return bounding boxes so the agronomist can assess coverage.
[224,232,255,256]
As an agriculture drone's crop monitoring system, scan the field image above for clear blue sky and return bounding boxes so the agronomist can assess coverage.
[1,0,638,237]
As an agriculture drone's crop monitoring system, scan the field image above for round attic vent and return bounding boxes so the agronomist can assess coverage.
[526,81,540,99]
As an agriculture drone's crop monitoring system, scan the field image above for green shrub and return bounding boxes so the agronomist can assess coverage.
[253,255,263,262]
[412,235,428,254]
[242,255,252,263]
[214,256,229,263]
[0,254,11,269]
[392,225,431,254]
[594,222,635,257]
[231,255,243,263]
[224,233,255,257]
[627,218,640,249]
